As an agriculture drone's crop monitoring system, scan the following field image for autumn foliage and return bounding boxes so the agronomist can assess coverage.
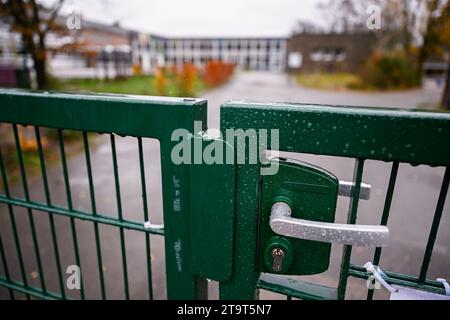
[203,61,235,87]
[176,63,198,97]
[153,60,234,97]
[155,67,167,96]
[132,64,143,76]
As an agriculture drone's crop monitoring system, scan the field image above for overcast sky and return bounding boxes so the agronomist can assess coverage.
[56,0,322,37]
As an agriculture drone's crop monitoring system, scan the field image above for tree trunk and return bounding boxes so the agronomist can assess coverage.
[34,34,49,90]
[22,32,48,90]
[33,54,48,90]
[418,0,440,77]
[402,2,411,54]
[443,65,450,110]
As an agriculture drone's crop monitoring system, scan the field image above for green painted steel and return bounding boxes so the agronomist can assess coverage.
[0,89,207,300]
[337,159,365,300]
[12,124,47,295]
[0,145,30,300]
[36,126,67,298]
[137,137,154,300]
[82,131,106,299]
[258,274,337,300]
[1,90,450,300]
[259,159,338,275]
[220,100,450,300]
[221,101,450,167]
[57,128,85,299]
[188,135,236,282]
[367,161,399,300]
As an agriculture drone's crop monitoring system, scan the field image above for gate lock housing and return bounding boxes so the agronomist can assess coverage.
[258,158,389,276]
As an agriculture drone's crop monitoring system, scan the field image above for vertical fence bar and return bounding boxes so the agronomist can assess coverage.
[137,137,153,300]
[338,158,365,300]
[0,231,14,299]
[110,134,130,300]
[367,161,399,300]
[419,167,450,283]
[57,129,85,299]
[82,132,106,300]
[0,143,29,299]
[0,141,14,299]
[35,126,66,298]
[12,124,47,294]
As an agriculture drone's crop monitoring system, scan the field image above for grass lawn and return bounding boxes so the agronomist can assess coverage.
[295,73,363,91]
[51,75,207,97]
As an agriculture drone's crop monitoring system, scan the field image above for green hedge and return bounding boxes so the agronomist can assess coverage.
[360,49,421,89]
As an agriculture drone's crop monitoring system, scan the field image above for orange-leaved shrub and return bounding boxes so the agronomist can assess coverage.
[177,63,198,97]
[203,61,235,87]
[155,67,167,96]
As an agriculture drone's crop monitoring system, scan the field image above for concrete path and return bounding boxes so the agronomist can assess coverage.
[0,71,448,300]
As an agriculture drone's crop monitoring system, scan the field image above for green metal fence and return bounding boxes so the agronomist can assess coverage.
[0,89,207,300]
[0,89,449,300]
[219,101,450,300]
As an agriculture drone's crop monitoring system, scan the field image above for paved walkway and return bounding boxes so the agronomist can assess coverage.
[204,71,443,128]
[0,72,448,300]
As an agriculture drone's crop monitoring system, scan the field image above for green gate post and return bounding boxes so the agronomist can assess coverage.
[219,105,262,300]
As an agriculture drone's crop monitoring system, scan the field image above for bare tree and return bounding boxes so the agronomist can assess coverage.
[292,20,324,34]
[318,0,384,33]
[0,0,66,89]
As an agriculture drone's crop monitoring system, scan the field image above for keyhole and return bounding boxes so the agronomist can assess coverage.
[271,248,285,272]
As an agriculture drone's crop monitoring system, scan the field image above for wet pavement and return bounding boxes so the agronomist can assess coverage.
[0,71,448,300]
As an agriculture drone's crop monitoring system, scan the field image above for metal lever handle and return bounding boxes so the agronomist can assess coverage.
[270,202,389,247]
[339,181,371,200]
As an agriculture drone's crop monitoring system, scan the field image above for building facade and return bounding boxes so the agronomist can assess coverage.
[286,33,377,73]
[131,34,287,73]
[48,19,133,79]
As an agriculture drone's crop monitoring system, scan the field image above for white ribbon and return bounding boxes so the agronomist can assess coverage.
[364,262,398,293]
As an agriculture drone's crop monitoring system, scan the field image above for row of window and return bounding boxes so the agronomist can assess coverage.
[136,39,285,52]
[164,50,285,57]
[310,48,347,62]
[163,57,284,70]
[164,55,283,64]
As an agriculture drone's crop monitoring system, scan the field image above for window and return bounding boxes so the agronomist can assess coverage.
[310,49,324,62]
[310,48,347,62]
[288,52,303,68]
[335,48,346,61]
[323,50,334,62]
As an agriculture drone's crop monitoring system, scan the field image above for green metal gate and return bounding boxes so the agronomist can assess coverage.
[0,89,449,300]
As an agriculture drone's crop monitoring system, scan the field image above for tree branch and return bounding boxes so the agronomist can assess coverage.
[44,0,65,34]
